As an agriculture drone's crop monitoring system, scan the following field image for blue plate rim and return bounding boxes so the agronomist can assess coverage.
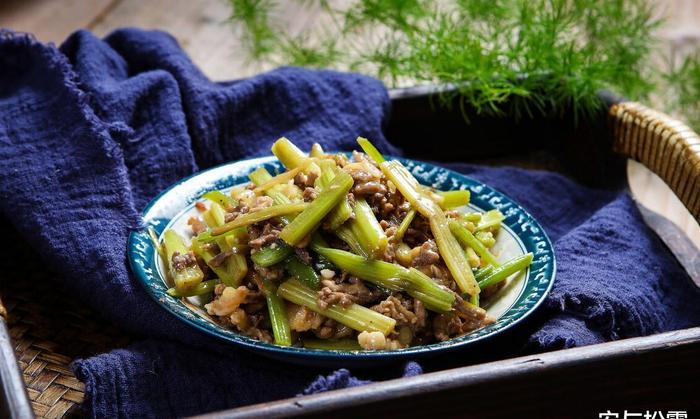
[128,155,556,360]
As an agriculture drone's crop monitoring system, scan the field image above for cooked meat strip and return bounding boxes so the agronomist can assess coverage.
[208,249,233,267]
[333,153,349,167]
[432,314,463,341]
[253,263,284,281]
[248,221,282,250]
[294,171,318,189]
[302,187,318,202]
[200,242,220,253]
[480,281,507,299]
[371,294,425,331]
[349,170,374,183]
[445,210,463,219]
[416,263,455,290]
[313,318,353,339]
[454,295,495,329]
[380,242,396,263]
[294,247,312,265]
[413,299,427,329]
[171,251,197,271]
[187,216,207,235]
[321,277,384,305]
[317,287,355,309]
[412,240,440,267]
[353,181,387,196]
[229,308,273,343]
[404,216,433,247]
[242,290,267,313]
[433,300,494,341]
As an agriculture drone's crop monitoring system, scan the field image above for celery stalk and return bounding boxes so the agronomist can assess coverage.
[304,338,362,350]
[348,198,387,258]
[476,209,505,232]
[251,243,293,267]
[478,253,533,289]
[162,229,204,293]
[392,209,416,243]
[380,160,480,296]
[310,142,325,158]
[312,245,455,313]
[449,220,499,267]
[271,137,308,169]
[263,279,292,346]
[191,237,247,286]
[357,136,386,164]
[284,255,321,289]
[277,279,396,335]
[202,190,236,210]
[438,190,470,208]
[335,224,369,258]
[212,202,307,236]
[280,170,353,245]
[167,280,217,297]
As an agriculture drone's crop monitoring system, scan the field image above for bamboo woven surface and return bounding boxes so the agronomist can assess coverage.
[0,238,132,418]
[610,102,700,223]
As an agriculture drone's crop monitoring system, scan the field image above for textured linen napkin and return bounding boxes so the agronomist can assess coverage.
[0,28,698,418]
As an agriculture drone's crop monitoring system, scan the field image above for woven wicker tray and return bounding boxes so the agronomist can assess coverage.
[1,87,698,418]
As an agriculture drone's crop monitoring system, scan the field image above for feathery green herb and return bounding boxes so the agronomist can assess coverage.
[227,0,663,122]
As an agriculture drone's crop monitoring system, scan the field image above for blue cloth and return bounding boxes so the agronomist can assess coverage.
[0,28,698,418]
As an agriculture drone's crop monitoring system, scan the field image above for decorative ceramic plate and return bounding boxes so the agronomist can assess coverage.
[128,156,555,364]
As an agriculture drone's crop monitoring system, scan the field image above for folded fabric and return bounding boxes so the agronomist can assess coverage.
[0,29,698,418]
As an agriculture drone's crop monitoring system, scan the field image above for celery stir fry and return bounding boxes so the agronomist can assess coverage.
[158,138,533,350]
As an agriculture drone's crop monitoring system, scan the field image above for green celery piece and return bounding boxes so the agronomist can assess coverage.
[304,338,362,351]
[271,137,308,169]
[316,159,353,230]
[191,237,246,287]
[162,229,204,293]
[263,279,292,346]
[392,208,416,243]
[285,255,321,289]
[335,224,369,258]
[478,253,534,289]
[475,230,496,248]
[474,265,495,281]
[212,202,307,236]
[449,220,500,267]
[277,279,396,335]
[251,243,293,267]
[279,170,353,245]
[438,190,470,208]
[380,160,479,296]
[312,245,455,313]
[476,209,505,232]
[202,190,236,210]
[356,136,386,164]
[167,280,217,297]
[348,198,387,258]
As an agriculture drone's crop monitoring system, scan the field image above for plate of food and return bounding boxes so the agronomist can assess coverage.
[128,137,555,363]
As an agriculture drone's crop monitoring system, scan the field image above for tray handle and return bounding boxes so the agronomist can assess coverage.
[609,102,700,223]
